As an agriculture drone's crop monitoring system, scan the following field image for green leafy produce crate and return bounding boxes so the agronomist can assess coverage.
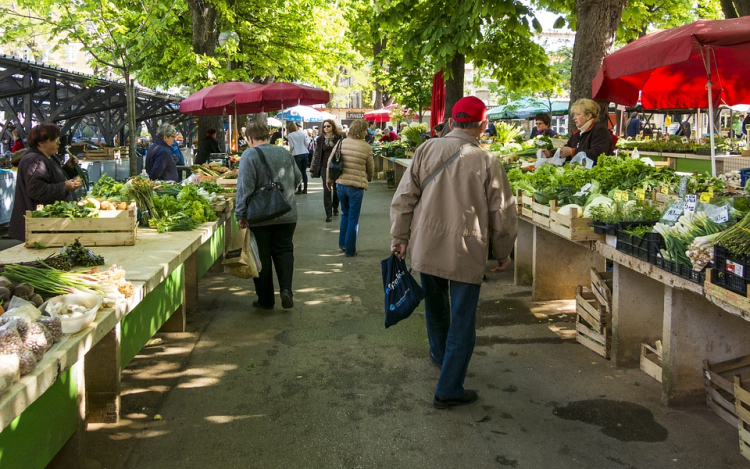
[25,205,137,247]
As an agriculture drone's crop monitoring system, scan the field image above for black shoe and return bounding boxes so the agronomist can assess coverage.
[333,209,339,216]
[339,246,345,252]
[429,351,442,369]
[433,390,478,409]
[326,216,332,222]
[344,252,358,257]
[280,289,294,309]
[252,300,273,310]
[302,189,307,194]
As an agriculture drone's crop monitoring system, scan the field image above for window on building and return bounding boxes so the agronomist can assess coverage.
[66,45,77,63]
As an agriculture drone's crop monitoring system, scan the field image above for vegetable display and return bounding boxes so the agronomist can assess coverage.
[31,201,97,220]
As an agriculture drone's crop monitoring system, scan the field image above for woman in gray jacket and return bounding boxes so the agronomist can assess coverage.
[327,119,374,257]
[236,121,302,309]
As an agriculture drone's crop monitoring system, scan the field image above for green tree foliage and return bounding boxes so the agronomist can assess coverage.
[373,0,552,114]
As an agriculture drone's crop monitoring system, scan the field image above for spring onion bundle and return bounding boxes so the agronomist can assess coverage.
[2,264,103,296]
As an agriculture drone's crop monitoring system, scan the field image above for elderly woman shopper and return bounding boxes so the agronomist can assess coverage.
[145,123,179,181]
[310,118,342,222]
[9,123,82,241]
[286,122,310,194]
[236,121,302,310]
[328,119,374,257]
[542,99,613,166]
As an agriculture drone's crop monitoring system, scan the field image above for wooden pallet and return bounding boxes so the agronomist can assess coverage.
[25,205,137,247]
[704,354,750,428]
[575,315,610,359]
[640,342,663,383]
[517,190,603,242]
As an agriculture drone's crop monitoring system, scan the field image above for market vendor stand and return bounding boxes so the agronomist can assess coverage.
[0,208,237,469]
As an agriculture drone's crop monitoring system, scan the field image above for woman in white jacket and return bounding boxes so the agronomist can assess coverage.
[327,119,374,257]
[286,122,310,193]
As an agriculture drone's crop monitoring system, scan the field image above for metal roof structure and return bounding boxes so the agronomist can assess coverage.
[0,54,189,145]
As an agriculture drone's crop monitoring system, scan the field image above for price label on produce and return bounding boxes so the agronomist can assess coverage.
[679,176,688,198]
[663,202,684,222]
[661,186,670,196]
[684,194,697,213]
[635,189,646,201]
[614,190,629,202]
[711,206,730,224]
[700,192,712,203]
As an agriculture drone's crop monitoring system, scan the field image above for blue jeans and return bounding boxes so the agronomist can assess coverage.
[294,153,308,186]
[336,184,364,256]
[420,273,481,400]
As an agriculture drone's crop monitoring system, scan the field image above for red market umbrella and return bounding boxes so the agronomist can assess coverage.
[179,82,265,116]
[592,16,750,175]
[234,81,330,110]
[430,70,445,136]
[363,104,418,122]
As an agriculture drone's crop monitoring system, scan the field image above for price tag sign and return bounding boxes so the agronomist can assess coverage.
[711,206,730,224]
[700,192,712,202]
[679,176,688,199]
[684,194,698,213]
[635,189,646,201]
[661,186,670,196]
[614,190,629,202]
[663,202,684,222]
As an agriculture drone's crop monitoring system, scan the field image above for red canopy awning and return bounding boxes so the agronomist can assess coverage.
[592,17,750,109]
[179,82,265,116]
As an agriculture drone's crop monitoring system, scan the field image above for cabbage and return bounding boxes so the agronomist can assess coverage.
[583,196,614,218]
[557,204,583,218]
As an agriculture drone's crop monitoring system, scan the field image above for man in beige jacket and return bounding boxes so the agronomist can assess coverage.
[390,96,518,409]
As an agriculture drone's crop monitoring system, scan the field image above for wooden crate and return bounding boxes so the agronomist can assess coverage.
[82,146,129,160]
[704,354,750,428]
[640,341,663,383]
[575,314,610,359]
[590,268,613,312]
[516,191,603,241]
[705,272,750,312]
[575,285,610,332]
[734,377,750,462]
[25,205,137,247]
[216,177,238,187]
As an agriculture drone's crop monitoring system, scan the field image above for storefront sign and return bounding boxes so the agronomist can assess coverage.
[347,112,364,119]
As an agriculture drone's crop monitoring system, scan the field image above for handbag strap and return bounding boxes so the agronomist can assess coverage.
[422,143,475,190]
[253,146,275,183]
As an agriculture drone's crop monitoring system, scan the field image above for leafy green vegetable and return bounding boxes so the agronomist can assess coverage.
[32,200,98,220]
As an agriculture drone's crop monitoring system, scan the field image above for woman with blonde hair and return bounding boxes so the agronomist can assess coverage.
[327,119,373,256]
[310,118,342,222]
[543,98,613,166]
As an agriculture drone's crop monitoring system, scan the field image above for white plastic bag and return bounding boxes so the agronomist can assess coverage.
[535,148,567,169]
[570,152,595,169]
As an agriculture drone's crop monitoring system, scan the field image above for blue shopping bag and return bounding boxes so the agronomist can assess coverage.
[381,254,426,328]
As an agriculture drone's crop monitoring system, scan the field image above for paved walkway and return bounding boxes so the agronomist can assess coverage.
[83,178,748,469]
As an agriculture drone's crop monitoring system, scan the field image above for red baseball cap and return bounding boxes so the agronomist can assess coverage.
[451,96,487,123]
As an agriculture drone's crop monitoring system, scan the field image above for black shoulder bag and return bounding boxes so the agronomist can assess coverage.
[244,147,292,224]
[328,138,345,181]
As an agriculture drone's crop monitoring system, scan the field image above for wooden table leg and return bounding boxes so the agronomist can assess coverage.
[514,219,534,286]
[84,324,121,423]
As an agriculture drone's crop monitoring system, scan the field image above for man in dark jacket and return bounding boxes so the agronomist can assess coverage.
[145,124,179,181]
[195,128,221,165]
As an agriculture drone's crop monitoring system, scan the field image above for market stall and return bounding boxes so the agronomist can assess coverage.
[0,169,238,469]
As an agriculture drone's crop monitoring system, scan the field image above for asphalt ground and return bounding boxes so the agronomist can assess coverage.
[30,177,750,469]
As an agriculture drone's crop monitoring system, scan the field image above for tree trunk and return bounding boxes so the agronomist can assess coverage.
[125,72,138,177]
[720,0,738,17]
[444,53,465,119]
[187,0,220,150]
[569,0,627,105]
[734,0,750,16]
[373,39,387,109]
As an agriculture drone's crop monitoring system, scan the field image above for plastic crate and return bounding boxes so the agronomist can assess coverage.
[740,168,750,188]
[616,231,633,255]
[714,245,750,281]
[677,265,706,284]
[655,256,677,273]
[647,232,665,265]
[589,222,618,235]
[710,269,748,296]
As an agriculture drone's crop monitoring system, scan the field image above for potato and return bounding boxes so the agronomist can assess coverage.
[100,200,115,210]
[117,202,129,210]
